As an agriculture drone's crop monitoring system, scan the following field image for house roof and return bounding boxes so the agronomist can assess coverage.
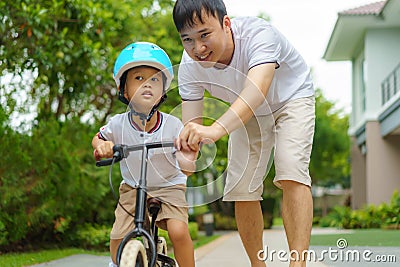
[339,1,386,15]
[323,0,400,61]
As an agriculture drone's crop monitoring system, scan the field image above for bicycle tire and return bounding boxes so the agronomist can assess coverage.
[120,240,148,267]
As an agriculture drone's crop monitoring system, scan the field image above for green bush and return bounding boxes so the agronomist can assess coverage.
[0,220,7,246]
[213,213,237,230]
[75,224,110,251]
[318,190,400,229]
[188,222,199,240]
[312,216,321,226]
[319,206,351,228]
[385,190,400,228]
[0,118,114,250]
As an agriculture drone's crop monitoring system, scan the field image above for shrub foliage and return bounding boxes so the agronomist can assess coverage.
[319,190,400,229]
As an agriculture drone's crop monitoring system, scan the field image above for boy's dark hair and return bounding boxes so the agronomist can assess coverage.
[120,66,168,92]
[173,0,227,32]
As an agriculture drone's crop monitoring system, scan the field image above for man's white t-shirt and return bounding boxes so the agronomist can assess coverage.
[98,111,187,188]
[178,16,314,114]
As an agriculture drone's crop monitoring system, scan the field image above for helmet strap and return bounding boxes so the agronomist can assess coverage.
[129,94,167,126]
[118,72,130,105]
[118,90,130,105]
[129,107,150,126]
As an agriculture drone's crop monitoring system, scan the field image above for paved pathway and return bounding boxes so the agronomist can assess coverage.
[30,254,109,266]
[195,228,327,267]
[30,228,399,267]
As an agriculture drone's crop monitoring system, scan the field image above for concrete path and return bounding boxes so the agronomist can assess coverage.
[29,227,399,267]
[29,254,110,267]
[195,228,328,267]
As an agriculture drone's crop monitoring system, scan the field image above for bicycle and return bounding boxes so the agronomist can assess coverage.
[96,141,177,267]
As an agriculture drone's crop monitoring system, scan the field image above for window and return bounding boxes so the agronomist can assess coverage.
[355,52,367,113]
[360,59,367,112]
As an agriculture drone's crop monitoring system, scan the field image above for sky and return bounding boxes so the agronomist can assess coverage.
[225,0,379,113]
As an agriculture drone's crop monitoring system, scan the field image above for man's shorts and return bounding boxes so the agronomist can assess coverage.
[110,183,189,240]
[223,96,315,201]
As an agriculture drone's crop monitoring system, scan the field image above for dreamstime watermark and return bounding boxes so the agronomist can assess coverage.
[257,238,397,263]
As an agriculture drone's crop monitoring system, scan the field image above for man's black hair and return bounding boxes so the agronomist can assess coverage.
[173,0,227,32]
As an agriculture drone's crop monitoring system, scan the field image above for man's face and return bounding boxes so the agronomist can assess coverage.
[179,11,234,68]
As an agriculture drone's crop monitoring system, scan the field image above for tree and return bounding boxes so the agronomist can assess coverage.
[309,89,350,187]
[0,0,184,250]
[0,0,180,126]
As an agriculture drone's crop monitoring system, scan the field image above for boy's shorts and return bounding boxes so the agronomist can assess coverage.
[223,96,315,201]
[110,183,189,240]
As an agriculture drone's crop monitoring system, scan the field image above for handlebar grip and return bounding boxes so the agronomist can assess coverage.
[95,150,122,167]
[96,158,115,167]
[95,142,173,167]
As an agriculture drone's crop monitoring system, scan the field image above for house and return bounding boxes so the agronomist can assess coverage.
[323,0,400,209]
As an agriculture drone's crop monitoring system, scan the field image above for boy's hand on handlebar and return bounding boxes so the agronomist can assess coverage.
[175,140,199,176]
[93,150,101,161]
[94,141,115,160]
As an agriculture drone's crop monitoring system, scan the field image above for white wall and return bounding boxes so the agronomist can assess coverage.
[351,28,400,131]
[365,28,400,115]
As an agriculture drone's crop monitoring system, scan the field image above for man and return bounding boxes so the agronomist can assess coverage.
[173,1,315,266]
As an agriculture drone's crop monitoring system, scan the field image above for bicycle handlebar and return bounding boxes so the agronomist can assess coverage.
[95,141,175,167]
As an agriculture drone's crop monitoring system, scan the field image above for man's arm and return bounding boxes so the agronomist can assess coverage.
[175,99,203,175]
[217,63,275,133]
[181,98,204,125]
[177,63,275,151]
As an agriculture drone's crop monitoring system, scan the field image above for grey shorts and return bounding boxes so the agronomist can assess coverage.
[223,96,315,201]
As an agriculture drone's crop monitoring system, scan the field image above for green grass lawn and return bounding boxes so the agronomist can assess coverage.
[0,248,108,267]
[193,234,220,249]
[0,235,220,267]
[311,229,400,247]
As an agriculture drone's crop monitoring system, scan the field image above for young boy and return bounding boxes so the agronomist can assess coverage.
[173,1,315,267]
[92,42,196,267]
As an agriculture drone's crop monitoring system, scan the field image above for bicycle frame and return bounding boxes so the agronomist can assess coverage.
[96,141,175,267]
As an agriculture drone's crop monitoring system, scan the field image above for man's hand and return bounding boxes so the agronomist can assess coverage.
[176,122,227,151]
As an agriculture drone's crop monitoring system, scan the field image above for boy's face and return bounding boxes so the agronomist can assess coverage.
[179,11,233,68]
[124,66,164,113]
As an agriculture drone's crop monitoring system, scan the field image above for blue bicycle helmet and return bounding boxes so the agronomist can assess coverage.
[113,41,174,105]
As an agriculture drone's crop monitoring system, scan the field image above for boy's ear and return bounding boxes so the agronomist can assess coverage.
[123,86,129,100]
[223,15,231,32]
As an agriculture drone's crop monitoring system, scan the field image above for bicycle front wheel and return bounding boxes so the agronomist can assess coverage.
[120,240,148,267]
